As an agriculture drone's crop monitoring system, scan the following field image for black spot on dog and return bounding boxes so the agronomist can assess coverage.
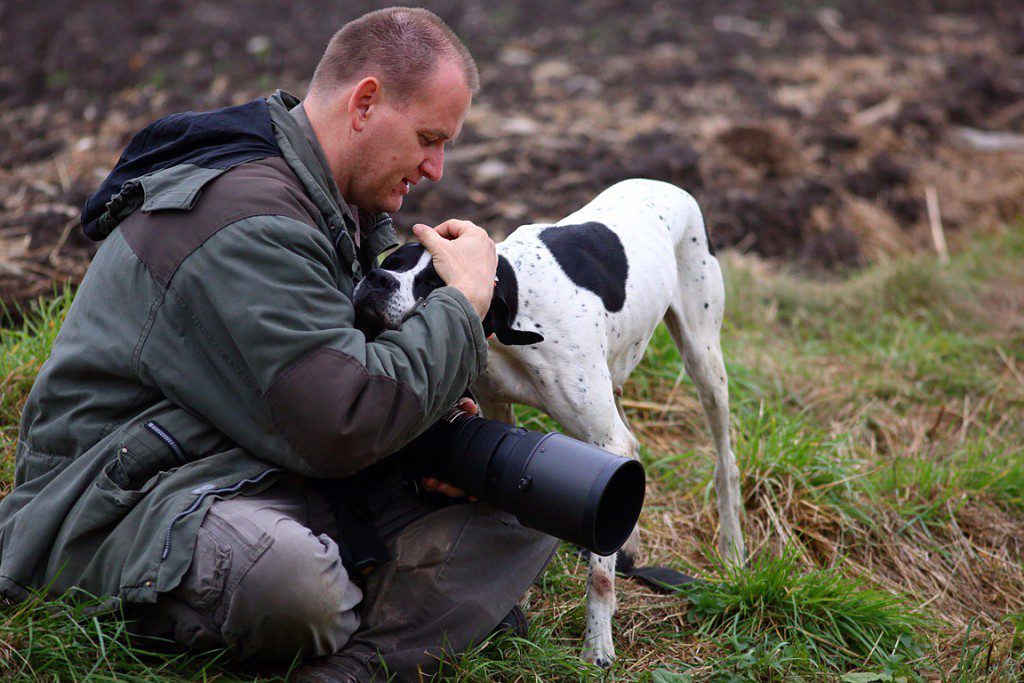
[539,222,628,312]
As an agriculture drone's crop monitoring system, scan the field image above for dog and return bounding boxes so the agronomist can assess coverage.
[353,178,745,667]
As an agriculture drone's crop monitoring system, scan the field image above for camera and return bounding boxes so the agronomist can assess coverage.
[396,408,645,556]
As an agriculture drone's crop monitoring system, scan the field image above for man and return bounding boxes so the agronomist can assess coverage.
[0,7,557,681]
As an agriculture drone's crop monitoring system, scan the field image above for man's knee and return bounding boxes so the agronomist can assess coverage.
[220,515,363,659]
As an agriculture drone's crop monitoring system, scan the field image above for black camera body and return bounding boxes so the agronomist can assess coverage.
[396,409,645,556]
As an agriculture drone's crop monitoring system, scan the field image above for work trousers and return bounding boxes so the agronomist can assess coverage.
[127,468,558,681]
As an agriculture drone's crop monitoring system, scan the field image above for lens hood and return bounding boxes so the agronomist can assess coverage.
[430,413,646,555]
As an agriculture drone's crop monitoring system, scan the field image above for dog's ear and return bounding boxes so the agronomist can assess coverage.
[484,295,545,345]
[483,257,544,346]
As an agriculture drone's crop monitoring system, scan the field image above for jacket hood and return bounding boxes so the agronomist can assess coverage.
[81,98,281,240]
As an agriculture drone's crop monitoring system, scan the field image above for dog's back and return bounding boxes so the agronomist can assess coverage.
[490,179,711,391]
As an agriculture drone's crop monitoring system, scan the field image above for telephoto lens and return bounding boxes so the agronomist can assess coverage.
[404,409,646,556]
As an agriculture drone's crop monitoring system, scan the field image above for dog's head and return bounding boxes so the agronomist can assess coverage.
[353,243,544,345]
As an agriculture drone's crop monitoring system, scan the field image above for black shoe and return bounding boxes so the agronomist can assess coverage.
[490,604,529,638]
[288,655,367,683]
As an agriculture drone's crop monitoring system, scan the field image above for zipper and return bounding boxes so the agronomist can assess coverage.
[144,421,187,464]
[160,468,280,560]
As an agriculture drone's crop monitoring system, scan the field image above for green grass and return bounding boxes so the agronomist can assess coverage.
[1,288,77,490]
[678,550,926,680]
[2,228,1023,680]
[0,590,254,681]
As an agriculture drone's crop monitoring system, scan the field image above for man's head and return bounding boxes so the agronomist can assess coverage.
[305,7,479,213]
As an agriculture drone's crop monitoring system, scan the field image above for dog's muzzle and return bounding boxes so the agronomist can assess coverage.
[354,270,402,332]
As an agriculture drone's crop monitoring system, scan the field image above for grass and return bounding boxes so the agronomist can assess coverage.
[1,226,1023,680]
[680,551,926,679]
[0,592,222,682]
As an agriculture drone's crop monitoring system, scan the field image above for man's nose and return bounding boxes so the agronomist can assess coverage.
[420,146,444,182]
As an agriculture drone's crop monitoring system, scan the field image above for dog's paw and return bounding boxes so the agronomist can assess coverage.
[582,632,615,669]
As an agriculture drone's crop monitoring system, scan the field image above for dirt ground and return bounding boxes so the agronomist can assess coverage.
[1,0,1023,320]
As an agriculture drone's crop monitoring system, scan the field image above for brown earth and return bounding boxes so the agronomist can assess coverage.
[1,0,1023,321]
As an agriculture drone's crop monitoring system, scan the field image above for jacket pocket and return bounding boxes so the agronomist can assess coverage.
[93,457,149,508]
[104,420,190,494]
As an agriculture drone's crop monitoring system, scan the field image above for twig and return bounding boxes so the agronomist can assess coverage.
[656,367,689,420]
[953,127,1024,152]
[991,99,1024,129]
[995,346,1024,388]
[853,98,900,127]
[49,217,80,264]
[926,405,948,441]
[815,8,857,49]
[925,185,949,264]
[959,394,971,443]
[54,158,71,196]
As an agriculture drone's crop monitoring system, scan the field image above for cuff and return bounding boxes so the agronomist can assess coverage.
[429,286,489,376]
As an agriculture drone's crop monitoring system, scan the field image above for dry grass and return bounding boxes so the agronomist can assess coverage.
[1,228,1023,680]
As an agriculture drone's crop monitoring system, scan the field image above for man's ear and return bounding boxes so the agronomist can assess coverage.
[349,77,381,132]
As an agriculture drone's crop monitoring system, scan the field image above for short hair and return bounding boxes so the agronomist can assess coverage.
[308,7,479,105]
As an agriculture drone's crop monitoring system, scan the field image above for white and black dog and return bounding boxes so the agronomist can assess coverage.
[354,178,744,666]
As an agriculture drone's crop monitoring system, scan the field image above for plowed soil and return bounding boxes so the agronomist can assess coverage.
[2,0,1023,320]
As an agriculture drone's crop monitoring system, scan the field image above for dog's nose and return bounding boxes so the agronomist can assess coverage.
[363,269,398,293]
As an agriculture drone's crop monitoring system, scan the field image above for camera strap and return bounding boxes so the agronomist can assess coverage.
[310,475,389,577]
[331,493,389,576]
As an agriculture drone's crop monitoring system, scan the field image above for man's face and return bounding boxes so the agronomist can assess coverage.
[349,60,471,213]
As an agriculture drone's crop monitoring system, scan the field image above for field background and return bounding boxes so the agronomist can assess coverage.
[1,0,1023,680]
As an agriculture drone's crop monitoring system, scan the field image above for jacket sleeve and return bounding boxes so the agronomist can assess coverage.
[143,214,489,478]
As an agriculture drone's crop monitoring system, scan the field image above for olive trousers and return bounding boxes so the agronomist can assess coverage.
[127,469,558,681]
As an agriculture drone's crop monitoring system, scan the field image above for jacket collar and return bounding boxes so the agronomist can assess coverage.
[288,100,348,216]
[266,90,398,271]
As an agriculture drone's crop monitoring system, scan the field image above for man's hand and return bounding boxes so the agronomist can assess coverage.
[420,397,479,500]
[412,220,496,319]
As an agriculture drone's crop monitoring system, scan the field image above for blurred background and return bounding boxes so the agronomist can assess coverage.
[1,0,1023,318]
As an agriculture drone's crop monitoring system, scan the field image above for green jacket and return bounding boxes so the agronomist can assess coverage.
[0,91,488,611]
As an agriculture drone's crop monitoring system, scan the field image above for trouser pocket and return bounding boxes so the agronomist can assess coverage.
[178,505,271,615]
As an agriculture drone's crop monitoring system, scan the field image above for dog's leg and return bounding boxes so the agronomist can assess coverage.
[545,384,638,668]
[476,399,516,424]
[664,259,745,564]
[614,389,642,563]
[583,550,618,668]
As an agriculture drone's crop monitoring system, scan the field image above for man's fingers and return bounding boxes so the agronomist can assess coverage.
[412,223,445,253]
[432,219,469,239]
[421,477,469,498]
